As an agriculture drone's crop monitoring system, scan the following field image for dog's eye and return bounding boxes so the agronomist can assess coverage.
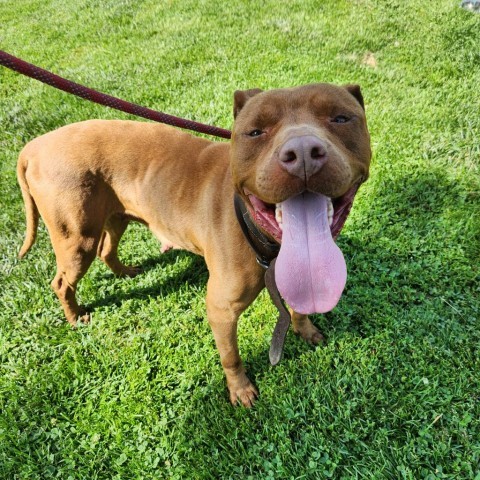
[247,129,264,137]
[331,115,351,124]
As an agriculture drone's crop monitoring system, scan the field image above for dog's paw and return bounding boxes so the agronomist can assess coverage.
[77,306,91,324]
[120,265,142,278]
[293,321,325,345]
[79,313,91,324]
[229,381,258,408]
[66,309,91,328]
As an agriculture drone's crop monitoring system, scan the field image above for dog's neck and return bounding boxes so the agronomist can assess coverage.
[233,193,280,269]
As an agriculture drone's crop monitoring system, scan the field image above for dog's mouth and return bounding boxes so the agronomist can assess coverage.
[244,184,359,243]
[244,184,360,315]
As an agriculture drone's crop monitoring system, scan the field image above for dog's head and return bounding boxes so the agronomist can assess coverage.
[231,83,371,241]
[230,83,372,315]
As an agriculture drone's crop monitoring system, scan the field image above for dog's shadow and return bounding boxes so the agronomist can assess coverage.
[85,249,209,311]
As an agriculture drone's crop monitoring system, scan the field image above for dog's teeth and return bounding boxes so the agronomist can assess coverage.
[327,198,334,226]
[275,204,283,231]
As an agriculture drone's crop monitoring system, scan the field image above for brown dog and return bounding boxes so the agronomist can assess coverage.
[17,83,371,406]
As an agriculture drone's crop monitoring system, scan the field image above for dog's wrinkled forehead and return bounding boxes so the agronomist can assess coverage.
[233,83,365,131]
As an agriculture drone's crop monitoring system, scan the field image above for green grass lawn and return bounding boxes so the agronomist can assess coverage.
[1,0,479,478]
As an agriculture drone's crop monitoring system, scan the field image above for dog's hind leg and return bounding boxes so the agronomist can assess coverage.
[50,231,101,327]
[38,194,105,327]
[97,214,141,277]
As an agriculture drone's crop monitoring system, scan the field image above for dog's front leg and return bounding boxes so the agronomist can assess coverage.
[206,274,262,407]
[291,310,325,345]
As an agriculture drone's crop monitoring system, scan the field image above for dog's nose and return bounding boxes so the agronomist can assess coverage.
[278,136,328,179]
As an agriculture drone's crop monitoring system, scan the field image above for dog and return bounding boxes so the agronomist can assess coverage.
[17,83,371,406]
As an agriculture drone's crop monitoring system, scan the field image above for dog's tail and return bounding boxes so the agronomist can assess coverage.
[17,150,39,259]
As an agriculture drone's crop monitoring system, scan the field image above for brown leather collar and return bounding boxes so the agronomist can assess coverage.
[233,193,280,269]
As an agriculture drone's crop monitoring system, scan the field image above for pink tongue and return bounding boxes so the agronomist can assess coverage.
[275,192,347,314]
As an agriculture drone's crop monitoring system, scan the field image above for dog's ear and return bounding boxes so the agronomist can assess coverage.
[233,88,263,119]
[344,84,365,110]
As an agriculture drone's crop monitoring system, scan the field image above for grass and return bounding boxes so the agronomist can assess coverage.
[1,0,479,478]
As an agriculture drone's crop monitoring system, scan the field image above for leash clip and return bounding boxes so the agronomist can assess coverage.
[256,257,270,269]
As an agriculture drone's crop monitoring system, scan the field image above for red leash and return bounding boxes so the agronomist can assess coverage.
[0,50,232,139]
